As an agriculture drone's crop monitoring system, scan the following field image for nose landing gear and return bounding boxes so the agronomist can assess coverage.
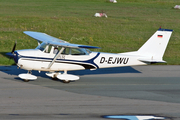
[18,70,37,82]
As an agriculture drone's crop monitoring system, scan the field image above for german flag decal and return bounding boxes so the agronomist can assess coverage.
[158,35,163,38]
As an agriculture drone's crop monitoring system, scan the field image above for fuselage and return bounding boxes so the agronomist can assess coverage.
[13,48,147,72]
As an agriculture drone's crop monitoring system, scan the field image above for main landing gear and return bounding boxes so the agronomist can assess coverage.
[46,70,79,83]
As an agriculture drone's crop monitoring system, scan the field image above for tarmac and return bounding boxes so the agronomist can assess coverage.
[0,65,180,120]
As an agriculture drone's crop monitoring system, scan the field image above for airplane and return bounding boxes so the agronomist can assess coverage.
[6,28,173,83]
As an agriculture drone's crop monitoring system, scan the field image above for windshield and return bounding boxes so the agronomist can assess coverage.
[36,42,47,51]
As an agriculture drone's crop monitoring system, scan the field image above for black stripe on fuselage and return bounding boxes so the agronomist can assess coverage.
[21,58,97,69]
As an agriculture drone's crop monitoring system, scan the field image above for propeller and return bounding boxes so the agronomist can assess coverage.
[6,41,17,59]
[11,41,17,54]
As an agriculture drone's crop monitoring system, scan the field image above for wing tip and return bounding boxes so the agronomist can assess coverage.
[158,28,173,32]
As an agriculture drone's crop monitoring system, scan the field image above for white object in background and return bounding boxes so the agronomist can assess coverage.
[110,0,117,3]
[94,13,107,18]
[174,5,180,9]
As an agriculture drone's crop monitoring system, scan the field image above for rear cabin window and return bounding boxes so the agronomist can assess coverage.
[62,48,90,55]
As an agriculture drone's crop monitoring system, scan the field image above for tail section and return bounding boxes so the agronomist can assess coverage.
[137,28,173,63]
[122,28,173,63]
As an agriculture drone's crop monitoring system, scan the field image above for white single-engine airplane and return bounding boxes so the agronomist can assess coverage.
[7,28,173,83]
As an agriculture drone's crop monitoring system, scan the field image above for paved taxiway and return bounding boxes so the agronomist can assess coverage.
[0,65,180,120]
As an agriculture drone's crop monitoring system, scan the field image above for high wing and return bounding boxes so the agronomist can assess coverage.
[24,31,100,49]
[23,31,67,43]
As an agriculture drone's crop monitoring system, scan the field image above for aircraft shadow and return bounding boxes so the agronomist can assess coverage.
[0,52,16,65]
[0,52,9,58]
[68,66,141,75]
[0,66,141,78]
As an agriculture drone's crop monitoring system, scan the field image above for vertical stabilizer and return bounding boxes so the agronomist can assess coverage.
[137,28,173,62]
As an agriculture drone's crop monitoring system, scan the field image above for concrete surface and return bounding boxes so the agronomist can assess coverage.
[0,65,179,120]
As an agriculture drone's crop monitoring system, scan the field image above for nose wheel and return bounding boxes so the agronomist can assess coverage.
[18,70,37,82]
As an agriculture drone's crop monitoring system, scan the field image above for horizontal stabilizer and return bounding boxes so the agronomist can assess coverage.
[138,58,166,63]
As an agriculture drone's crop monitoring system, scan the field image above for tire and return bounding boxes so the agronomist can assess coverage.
[62,80,70,83]
[23,79,29,82]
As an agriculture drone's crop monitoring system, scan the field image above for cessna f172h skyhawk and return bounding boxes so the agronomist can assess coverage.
[7,28,173,83]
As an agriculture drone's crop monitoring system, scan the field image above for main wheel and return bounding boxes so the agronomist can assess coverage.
[62,80,70,83]
[51,73,59,81]
[23,79,29,82]
[51,77,58,80]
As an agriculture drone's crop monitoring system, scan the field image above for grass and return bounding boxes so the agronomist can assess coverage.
[0,0,180,65]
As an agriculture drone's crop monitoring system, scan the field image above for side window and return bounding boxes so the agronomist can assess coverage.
[36,43,91,55]
[53,47,59,54]
[71,48,86,55]
[44,45,53,53]
[41,47,91,55]
[62,48,70,55]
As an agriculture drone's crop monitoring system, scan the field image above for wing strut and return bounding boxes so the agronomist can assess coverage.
[47,47,65,69]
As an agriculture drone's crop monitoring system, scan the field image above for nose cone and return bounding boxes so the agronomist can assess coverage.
[6,51,19,64]
[6,52,14,58]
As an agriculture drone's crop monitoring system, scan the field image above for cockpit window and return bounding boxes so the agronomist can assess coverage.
[36,43,53,53]
[36,43,91,55]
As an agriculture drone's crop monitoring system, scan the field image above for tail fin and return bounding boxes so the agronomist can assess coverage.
[137,28,173,63]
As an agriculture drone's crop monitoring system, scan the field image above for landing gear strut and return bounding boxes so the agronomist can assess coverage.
[52,72,59,81]
[45,72,61,81]
[23,71,31,82]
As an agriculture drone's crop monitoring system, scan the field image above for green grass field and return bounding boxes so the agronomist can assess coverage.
[0,0,180,65]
